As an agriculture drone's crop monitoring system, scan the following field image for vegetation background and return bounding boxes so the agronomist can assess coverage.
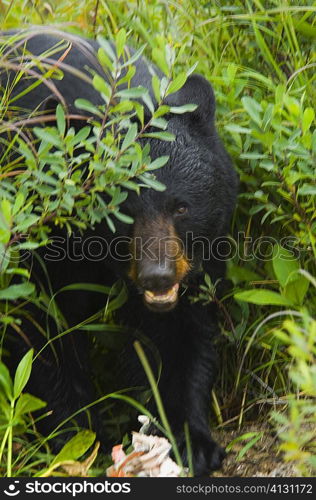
[0,0,315,477]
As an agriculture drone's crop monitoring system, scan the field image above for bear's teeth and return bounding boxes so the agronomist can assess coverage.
[144,284,179,304]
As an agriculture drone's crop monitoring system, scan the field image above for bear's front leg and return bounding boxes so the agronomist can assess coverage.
[159,300,225,476]
[120,291,225,476]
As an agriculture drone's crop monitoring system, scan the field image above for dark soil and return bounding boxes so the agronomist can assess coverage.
[212,426,296,477]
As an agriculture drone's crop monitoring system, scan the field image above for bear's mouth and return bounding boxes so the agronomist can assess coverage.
[143,283,179,312]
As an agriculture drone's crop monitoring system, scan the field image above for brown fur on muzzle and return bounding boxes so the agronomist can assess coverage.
[128,216,190,289]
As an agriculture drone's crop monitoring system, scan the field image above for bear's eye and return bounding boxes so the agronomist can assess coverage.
[174,204,188,217]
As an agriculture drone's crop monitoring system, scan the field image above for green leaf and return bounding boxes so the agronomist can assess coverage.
[133,101,144,125]
[75,99,103,117]
[153,105,170,118]
[97,37,116,61]
[0,229,10,245]
[59,283,111,295]
[5,267,31,277]
[115,28,127,58]
[116,87,148,99]
[298,184,316,196]
[56,104,66,137]
[12,192,25,216]
[105,214,116,233]
[142,91,154,114]
[272,244,299,288]
[50,430,96,467]
[284,276,309,306]
[139,174,166,192]
[93,75,111,99]
[0,199,11,244]
[151,117,168,129]
[117,65,136,87]
[15,214,40,232]
[15,393,46,418]
[226,431,262,451]
[152,74,161,102]
[0,282,35,300]
[292,18,316,38]
[14,349,34,399]
[111,101,134,114]
[302,107,315,134]
[142,131,175,141]
[0,362,13,400]
[169,104,198,114]
[259,160,274,171]
[225,124,252,134]
[106,282,128,313]
[146,155,169,171]
[241,96,262,127]
[120,180,140,192]
[97,47,113,72]
[33,127,63,148]
[113,211,134,224]
[228,264,261,283]
[69,126,91,147]
[234,289,292,306]
[237,433,263,461]
[240,152,267,160]
[167,72,187,95]
[122,123,138,150]
[1,199,12,224]
[283,95,300,116]
[121,45,145,68]
[152,48,169,76]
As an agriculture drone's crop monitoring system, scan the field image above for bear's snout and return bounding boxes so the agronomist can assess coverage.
[127,215,191,311]
[137,259,176,292]
[138,259,179,312]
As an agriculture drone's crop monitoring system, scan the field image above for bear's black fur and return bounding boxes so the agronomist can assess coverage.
[1,28,238,476]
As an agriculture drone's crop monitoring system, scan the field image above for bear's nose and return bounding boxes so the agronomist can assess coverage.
[137,261,175,292]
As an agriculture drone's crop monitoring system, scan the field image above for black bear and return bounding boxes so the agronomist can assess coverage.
[1,28,238,476]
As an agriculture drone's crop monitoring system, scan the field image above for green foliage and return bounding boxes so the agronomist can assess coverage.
[272,313,316,476]
[0,349,46,477]
[226,431,264,461]
[234,243,310,307]
[0,27,192,335]
[39,430,97,476]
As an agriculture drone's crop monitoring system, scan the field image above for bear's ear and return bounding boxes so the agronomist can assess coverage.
[165,74,216,133]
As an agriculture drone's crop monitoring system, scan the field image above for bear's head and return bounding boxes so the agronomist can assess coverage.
[112,75,238,312]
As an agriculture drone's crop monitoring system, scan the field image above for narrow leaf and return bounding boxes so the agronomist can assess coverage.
[14,349,34,399]
[234,289,292,306]
[0,282,35,300]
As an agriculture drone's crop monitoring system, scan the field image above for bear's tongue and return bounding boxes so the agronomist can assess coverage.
[144,283,179,305]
